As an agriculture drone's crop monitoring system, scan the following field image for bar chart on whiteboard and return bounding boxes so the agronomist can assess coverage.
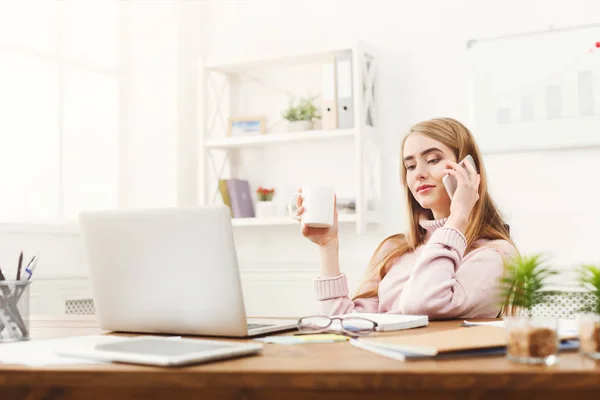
[468,25,600,153]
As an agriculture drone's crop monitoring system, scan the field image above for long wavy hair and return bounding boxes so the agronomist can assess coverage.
[352,118,516,313]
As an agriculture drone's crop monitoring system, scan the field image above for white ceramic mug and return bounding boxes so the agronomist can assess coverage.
[288,186,335,228]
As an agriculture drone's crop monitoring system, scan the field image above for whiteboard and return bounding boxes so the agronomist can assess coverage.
[467,24,600,154]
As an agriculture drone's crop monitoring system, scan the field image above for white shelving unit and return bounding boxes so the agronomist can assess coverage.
[198,41,380,234]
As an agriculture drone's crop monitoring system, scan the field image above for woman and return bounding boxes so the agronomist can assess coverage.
[296,117,517,319]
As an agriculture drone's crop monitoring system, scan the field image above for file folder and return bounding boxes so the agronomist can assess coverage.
[321,57,338,130]
[335,51,354,129]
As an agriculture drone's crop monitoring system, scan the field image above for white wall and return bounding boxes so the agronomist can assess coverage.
[2,0,599,317]
[204,0,600,294]
[122,1,179,208]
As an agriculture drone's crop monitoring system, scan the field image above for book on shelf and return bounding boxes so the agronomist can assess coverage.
[224,179,255,218]
[218,179,233,217]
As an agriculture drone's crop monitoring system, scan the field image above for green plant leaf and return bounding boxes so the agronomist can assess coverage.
[577,264,600,314]
[281,96,319,122]
[498,254,558,313]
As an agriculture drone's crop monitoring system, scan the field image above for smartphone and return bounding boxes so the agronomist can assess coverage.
[442,155,477,199]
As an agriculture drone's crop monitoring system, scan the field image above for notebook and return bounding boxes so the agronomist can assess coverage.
[335,313,428,332]
[356,325,508,356]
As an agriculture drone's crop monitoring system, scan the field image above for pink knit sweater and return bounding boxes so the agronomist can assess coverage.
[313,218,517,319]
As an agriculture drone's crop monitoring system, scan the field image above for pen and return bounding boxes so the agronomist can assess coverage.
[6,254,41,334]
[0,252,39,337]
[16,251,23,280]
[23,255,38,281]
[8,255,38,307]
[10,255,38,301]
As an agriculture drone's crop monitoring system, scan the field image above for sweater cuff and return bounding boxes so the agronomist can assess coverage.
[429,227,467,256]
[314,274,349,301]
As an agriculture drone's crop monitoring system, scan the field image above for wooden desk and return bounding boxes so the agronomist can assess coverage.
[1,317,599,400]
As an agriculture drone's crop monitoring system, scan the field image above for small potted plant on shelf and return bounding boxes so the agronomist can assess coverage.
[499,254,560,365]
[255,186,277,218]
[281,96,320,132]
[577,264,600,359]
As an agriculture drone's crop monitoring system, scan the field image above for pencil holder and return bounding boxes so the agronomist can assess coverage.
[0,281,32,342]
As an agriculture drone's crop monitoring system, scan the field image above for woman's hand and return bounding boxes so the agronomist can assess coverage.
[295,188,339,248]
[443,160,480,233]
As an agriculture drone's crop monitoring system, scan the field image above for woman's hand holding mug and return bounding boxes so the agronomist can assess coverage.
[288,186,339,247]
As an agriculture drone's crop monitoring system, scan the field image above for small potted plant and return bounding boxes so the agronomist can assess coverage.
[499,254,560,365]
[577,264,600,359]
[255,186,276,218]
[281,96,320,132]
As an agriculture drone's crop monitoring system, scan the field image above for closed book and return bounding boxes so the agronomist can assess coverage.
[334,313,428,332]
[226,179,255,218]
[218,179,233,216]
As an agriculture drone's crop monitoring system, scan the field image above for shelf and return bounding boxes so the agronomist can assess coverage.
[230,213,375,227]
[206,46,354,73]
[200,40,379,234]
[204,129,355,149]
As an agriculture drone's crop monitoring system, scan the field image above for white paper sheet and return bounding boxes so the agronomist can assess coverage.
[0,335,125,366]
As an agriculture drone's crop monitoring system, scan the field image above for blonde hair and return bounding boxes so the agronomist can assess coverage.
[353,118,516,314]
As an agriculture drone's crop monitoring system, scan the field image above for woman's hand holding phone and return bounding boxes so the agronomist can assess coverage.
[443,159,481,233]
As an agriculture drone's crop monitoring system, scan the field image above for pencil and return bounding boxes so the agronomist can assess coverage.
[16,251,23,280]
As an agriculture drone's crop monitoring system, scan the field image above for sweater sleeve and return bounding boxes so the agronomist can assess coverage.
[313,274,379,315]
[312,239,400,316]
[397,227,514,319]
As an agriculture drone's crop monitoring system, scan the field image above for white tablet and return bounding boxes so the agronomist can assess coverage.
[55,336,264,367]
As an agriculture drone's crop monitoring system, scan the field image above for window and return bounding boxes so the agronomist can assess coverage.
[0,1,120,222]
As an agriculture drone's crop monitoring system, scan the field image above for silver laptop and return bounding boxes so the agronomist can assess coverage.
[78,206,298,338]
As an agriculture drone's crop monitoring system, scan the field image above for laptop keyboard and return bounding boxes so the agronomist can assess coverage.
[247,323,274,330]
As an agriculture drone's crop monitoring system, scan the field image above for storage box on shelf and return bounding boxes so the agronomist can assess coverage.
[199,41,380,234]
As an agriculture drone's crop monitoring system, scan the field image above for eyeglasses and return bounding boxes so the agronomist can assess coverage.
[296,315,378,337]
